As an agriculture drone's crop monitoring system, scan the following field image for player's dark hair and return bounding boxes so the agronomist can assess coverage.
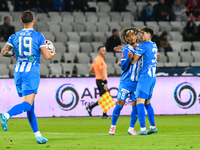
[112,29,118,33]
[97,46,105,51]
[21,10,33,23]
[141,26,154,38]
[120,27,140,43]
[4,16,9,21]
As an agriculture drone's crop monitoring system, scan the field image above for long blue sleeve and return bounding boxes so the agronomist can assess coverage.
[120,48,131,72]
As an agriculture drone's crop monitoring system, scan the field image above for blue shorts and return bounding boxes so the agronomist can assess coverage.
[136,77,156,99]
[117,79,137,102]
[14,72,40,97]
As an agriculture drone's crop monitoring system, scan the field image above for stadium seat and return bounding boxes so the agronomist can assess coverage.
[80,42,93,53]
[181,42,192,52]
[49,64,63,77]
[192,42,200,51]
[165,52,180,67]
[60,22,73,32]
[90,52,98,61]
[93,32,106,44]
[95,22,109,32]
[97,12,110,22]
[75,64,90,77]
[113,63,122,75]
[12,21,23,32]
[0,42,6,49]
[42,32,55,42]
[36,13,50,22]
[91,42,104,52]
[169,31,183,42]
[71,22,85,32]
[121,12,134,23]
[146,22,160,33]
[115,53,121,61]
[85,12,98,23]
[12,12,22,22]
[158,21,172,33]
[79,32,93,42]
[67,41,80,53]
[76,53,91,64]
[84,22,97,32]
[62,14,74,22]
[107,22,121,31]
[132,21,145,29]
[40,55,51,64]
[11,57,16,64]
[126,2,137,18]
[157,52,168,63]
[8,64,14,77]
[170,21,183,32]
[53,42,66,53]
[0,55,11,64]
[98,4,111,12]
[179,52,193,66]
[40,64,49,77]
[35,22,49,32]
[157,62,165,67]
[48,11,60,16]
[0,64,9,78]
[136,2,147,16]
[47,22,61,33]
[191,51,200,66]
[169,41,182,52]
[61,63,74,77]
[54,32,68,43]
[51,53,62,63]
[50,14,62,23]
[63,53,75,63]
[104,55,117,63]
[73,12,86,22]
[107,63,115,76]
[66,32,81,42]
[109,12,122,22]
[120,22,132,30]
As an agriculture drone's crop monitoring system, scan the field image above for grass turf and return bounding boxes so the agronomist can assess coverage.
[0,115,199,150]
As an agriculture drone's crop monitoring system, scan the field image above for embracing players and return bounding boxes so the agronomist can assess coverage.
[109,27,141,135]
[0,10,56,143]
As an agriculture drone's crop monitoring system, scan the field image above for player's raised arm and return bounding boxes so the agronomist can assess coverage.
[1,43,15,57]
[113,45,123,52]
[40,46,56,60]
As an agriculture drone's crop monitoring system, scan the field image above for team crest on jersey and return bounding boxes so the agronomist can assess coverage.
[121,53,125,58]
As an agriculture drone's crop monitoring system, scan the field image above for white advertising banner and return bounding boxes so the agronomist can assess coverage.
[0,77,200,118]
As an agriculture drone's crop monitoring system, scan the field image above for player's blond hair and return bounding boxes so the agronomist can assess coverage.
[120,27,140,43]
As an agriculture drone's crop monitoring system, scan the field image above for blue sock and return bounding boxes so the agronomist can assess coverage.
[7,102,32,118]
[130,105,138,128]
[27,102,39,133]
[111,104,123,126]
[136,103,146,128]
[145,103,155,126]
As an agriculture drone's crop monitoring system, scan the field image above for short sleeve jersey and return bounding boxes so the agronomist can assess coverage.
[92,55,107,80]
[7,29,46,74]
[135,41,158,78]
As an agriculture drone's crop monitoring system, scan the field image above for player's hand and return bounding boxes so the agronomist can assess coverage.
[157,53,161,61]
[128,51,133,59]
[114,45,123,52]
[13,54,16,59]
[104,84,108,91]
[117,60,121,66]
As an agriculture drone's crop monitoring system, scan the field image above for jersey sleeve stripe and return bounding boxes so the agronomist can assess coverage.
[6,43,13,47]
[40,45,46,48]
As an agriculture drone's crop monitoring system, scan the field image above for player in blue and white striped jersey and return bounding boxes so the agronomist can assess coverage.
[109,27,141,135]
[0,10,56,144]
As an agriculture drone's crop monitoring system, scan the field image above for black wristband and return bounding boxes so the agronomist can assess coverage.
[103,80,107,84]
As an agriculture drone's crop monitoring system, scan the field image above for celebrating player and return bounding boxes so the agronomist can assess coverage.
[0,10,56,143]
[109,27,141,135]
[130,26,158,135]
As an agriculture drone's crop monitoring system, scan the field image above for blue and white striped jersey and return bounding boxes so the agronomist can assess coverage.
[135,41,158,78]
[120,44,141,82]
[7,29,46,74]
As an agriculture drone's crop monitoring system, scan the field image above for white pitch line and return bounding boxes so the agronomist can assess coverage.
[0,132,200,136]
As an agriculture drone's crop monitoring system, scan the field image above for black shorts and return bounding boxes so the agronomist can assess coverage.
[96,79,106,96]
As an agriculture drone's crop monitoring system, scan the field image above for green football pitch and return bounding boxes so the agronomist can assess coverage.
[0,115,199,150]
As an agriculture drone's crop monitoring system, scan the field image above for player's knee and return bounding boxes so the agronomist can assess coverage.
[22,102,32,112]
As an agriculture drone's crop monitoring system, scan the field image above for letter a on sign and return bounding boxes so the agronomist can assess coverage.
[98,92,116,113]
